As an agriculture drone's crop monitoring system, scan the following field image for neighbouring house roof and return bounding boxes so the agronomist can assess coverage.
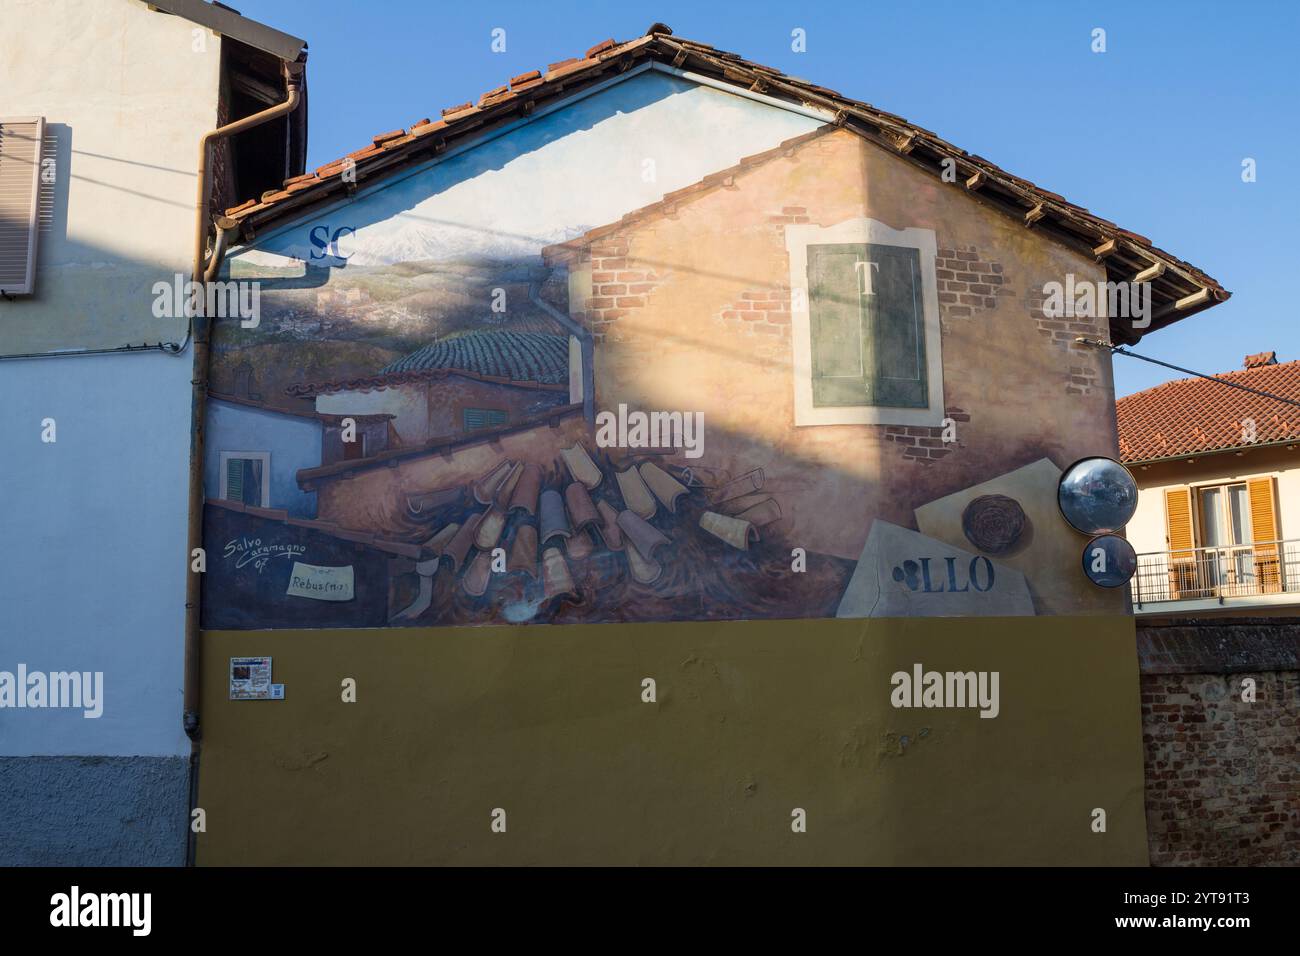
[209,391,394,424]
[219,24,1227,342]
[1116,356,1300,464]
[286,331,571,398]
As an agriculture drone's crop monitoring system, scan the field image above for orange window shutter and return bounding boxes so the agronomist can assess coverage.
[1247,476,1281,592]
[1165,487,1194,556]
[1164,487,1195,598]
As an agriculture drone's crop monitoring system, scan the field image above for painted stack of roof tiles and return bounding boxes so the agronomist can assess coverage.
[390,440,783,622]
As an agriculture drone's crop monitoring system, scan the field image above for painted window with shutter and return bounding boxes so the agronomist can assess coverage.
[220,452,269,508]
[1247,476,1281,592]
[463,408,508,432]
[807,242,927,409]
[0,117,45,295]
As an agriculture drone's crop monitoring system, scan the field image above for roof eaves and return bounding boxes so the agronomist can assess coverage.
[1124,436,1300,467]
[221,28,1227,340]
[648,35,1229,340]
[147,0,306,61]
[223,38,659,238]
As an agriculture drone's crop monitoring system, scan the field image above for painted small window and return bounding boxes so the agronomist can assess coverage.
[463,408,507,432]
[219,452,270,508]
[786,218,943,427]
[807,243,926,409]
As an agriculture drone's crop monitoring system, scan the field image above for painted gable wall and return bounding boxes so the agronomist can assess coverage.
[228,70,825,274]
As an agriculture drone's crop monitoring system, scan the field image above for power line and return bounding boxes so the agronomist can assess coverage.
[1076,338,1300,412]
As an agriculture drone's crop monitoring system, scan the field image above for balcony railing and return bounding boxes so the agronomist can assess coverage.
[1131,539,1300,607]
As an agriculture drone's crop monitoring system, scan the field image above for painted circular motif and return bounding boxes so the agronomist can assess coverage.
[961,494,1027,554]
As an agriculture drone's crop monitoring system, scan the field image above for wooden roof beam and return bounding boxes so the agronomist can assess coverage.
[1134,260,1166,284]
[1151,286,1213,322]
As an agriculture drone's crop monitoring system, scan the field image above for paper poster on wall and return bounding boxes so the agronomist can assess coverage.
[229,657,273,700]
[286,563,354,601]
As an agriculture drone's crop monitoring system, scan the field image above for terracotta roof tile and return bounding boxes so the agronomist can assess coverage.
[1117,358,1300,463]
[441,102,473,117]
[372,129,406,145]
[510,69,541,88]
[545,57,599,81]
[1246,350,1277,368]
[585,38,616,57]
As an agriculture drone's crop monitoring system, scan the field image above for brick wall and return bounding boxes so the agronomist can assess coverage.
[1024,284,1108,396]
[936,246,1008,320]
[583,238,666,345]
[1136,620,1300,865]
[883,405,970,464]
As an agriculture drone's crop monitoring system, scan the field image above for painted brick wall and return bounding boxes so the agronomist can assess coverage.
[1137,621,1300,865]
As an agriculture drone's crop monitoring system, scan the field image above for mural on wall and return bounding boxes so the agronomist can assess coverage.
[201,71,1123,630]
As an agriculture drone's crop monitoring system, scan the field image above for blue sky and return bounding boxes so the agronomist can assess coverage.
[234,0,1300,397]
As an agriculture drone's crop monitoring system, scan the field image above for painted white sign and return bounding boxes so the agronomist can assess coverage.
[286,562,354,602]
[836,521,1034,618]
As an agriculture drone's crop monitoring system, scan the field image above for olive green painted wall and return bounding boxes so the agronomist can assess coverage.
[196,616,1148,865]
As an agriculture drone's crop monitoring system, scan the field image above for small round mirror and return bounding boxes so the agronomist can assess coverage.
[1058,456,1138,535]
[1082,534,1137,588]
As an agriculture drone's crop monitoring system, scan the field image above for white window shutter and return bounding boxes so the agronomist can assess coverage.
[0,116,45,295]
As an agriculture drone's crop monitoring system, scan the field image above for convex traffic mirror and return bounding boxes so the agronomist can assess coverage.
[1058,456,1138,535]
[1082,534,1137,588]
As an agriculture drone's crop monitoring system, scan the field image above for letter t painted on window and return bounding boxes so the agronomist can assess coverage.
[855,260,880,296]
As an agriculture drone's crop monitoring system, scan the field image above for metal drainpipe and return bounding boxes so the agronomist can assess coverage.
[184,61,303,751]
